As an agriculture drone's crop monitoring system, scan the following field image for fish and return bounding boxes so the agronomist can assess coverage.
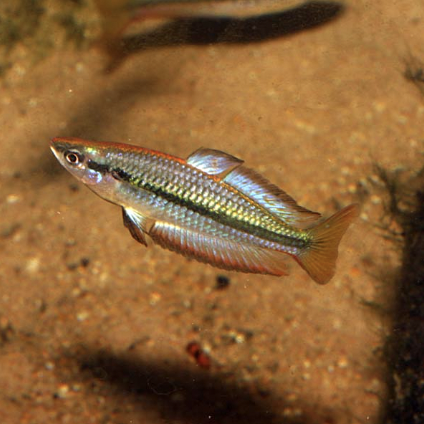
[93,0,316,49]
[50,137,359,284]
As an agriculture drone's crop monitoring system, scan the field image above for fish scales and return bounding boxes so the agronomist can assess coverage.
[51,137,359,284]
[105,148,307,249]
[92,149,291,252]
[118,176,289,255]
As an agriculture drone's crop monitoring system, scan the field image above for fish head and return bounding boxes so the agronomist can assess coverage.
[50,137,117,191]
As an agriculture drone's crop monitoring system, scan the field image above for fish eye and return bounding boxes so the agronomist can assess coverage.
[65,151,83,166]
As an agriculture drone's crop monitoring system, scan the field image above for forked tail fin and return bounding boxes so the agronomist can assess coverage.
[296,204,360,284]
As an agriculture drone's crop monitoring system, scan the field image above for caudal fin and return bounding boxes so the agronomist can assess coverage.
[296,204,360,285]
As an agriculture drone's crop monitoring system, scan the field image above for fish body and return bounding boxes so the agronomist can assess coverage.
[97,0,310,19]
[93,0,314,48]
[51,137,358,284]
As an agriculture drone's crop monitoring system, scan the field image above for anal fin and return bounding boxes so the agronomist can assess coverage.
[150,221,288,276]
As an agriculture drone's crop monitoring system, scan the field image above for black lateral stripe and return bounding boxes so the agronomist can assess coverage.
[111,168,132,182]
[140,181,306,248]
[87,160,110,174]
[86,162,132,183]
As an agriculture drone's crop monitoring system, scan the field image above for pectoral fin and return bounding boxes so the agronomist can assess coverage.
[122,208,151,247]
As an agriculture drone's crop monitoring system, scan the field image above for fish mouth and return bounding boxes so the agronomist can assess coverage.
[50,143,62,162]
[50,137,70,165]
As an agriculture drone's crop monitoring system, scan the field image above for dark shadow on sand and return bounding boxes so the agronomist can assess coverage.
[75,347,333,424]
[376,166,424,423]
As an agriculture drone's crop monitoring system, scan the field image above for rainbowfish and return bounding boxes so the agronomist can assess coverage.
[93,0,315,48]
[51,137,359,284]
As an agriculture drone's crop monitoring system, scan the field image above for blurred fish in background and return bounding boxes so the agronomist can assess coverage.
[92,0,342,57]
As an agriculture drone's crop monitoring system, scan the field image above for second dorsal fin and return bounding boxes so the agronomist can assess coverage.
[224,166,321,227]
[186,148,243,177]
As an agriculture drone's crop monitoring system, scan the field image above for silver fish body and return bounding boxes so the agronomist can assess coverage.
[51,137,359,284]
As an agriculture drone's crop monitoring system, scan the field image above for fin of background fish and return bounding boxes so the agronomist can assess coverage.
[150,221,289,275]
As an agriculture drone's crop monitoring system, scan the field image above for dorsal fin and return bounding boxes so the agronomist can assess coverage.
[186,148,243,177]
[223,166,321,227]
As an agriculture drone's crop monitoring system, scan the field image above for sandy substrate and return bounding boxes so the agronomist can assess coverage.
[1,1,424,423]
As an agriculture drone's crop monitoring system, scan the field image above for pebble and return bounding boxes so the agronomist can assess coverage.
[360,212,369,221]
[76,311,89,322]
[186,341,211,369]
[75,62,84,72]
[44,361,55,370]
[6,194,20,204]
[337,356,349,368]
[55,384,69,399]
[149,292,161,306]
[28,98,38,108]
[347,183,357,194]
[25,257,40,274]
[302,373,310,380]
[341,166,352,176]
[215,275,230,290]
[332,318,342,330]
